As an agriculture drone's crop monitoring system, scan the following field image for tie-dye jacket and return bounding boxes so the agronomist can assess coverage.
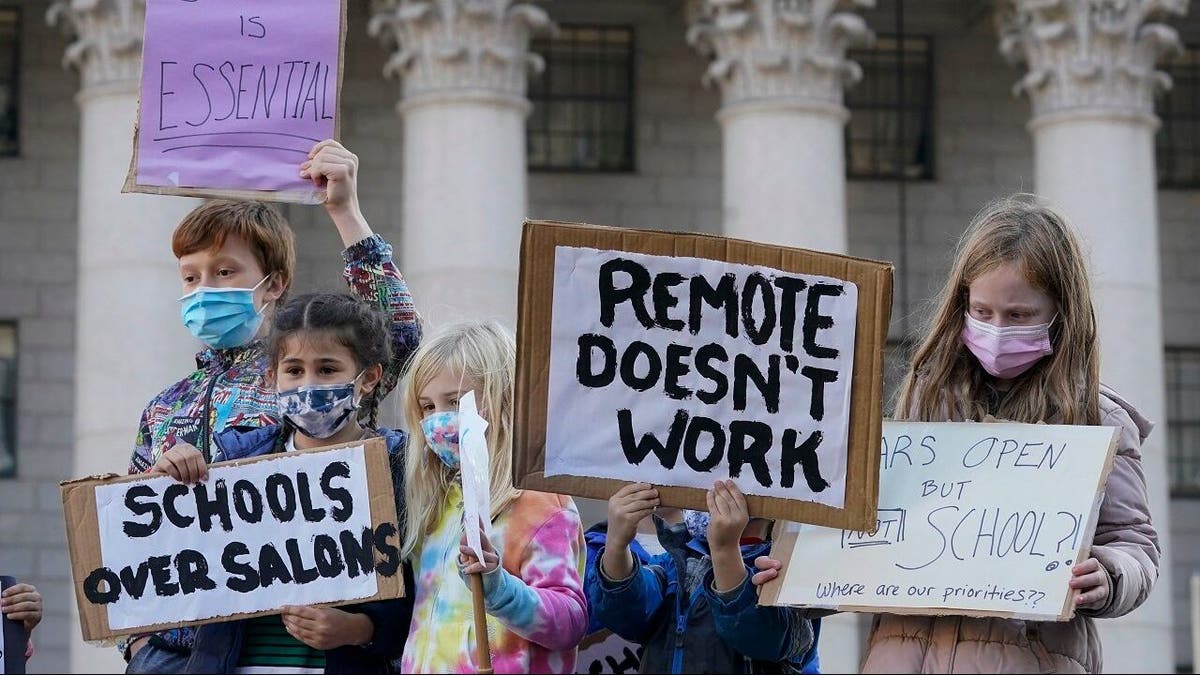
[400,485,588,674]
[123,234,420,654]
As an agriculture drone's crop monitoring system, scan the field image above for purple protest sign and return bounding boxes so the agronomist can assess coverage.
[124,0,346,203]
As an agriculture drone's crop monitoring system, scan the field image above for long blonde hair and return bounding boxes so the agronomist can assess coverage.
[894,193,1100,425]
[400,320,521,558]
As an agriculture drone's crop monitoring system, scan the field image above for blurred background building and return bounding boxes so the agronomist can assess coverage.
[0,0,1197,672]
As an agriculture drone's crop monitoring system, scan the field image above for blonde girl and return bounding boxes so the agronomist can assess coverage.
[399,320,587,674]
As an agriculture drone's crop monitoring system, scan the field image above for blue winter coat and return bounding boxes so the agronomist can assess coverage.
[184,424,414,674]
[584,518,821,674]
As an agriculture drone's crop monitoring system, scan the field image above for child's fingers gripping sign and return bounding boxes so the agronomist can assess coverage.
[1,583,42,633]
[1069,557,1111,608]
[458,519,501,575]
[151,443,208,484]
[706,480,749,549]
[301,139,359,207]
[281,605,350,651]
[751,556,782,587]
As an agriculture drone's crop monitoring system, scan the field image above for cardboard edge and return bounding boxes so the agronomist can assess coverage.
[1051,424,1122,622]
[64,438,404,642]
[121,4,152,195]
[758,521,799,606]
[61,477,108,642]
[122,118,142,195]
[122,182,329,205]
[334,0,347,143]
[526,219,896,268]
[513,220,554,500]
[364,437,405,600]
[758,599,1060,622]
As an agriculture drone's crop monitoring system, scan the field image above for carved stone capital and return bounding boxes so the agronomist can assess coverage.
[686,0,875,114]
[368,0,553,109]
[47,0,145,95]
[997,0,1188,123]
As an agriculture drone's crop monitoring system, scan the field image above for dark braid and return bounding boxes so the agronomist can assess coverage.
[268,292,393,427]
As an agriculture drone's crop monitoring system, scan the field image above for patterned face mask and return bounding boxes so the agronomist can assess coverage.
[278,371,363,440]
[682,509,711,542]
[422,411,460,469]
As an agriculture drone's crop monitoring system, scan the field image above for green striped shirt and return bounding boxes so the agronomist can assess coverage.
[235,614,326,673]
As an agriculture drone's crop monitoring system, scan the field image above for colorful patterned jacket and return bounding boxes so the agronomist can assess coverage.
[400,485,588,674]
[125,234,419,654]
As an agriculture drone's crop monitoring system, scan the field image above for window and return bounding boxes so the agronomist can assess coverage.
[0,322,15,477]
[528,25,635,172]
[845,35,934,180]
[0,8,17,156]
[1166,347,1200,496]
[1157,45,1200,187]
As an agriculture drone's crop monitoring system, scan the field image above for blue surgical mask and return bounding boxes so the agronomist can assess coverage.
[179,276,271,350]
[422,411,460,469]
[278,372,362,440]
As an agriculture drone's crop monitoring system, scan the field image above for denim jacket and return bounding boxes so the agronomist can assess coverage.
[585,518,820,674]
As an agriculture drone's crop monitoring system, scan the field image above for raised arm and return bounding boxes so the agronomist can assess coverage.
[304,140,422,420]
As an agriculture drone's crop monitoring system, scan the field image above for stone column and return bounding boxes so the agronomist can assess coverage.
[998,1,1184,671]
[369,0,551,327]
[687,0,873,253]
[688,3,873,670]
[47,1,198,670]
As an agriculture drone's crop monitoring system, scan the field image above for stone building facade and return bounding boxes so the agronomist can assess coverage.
[0,0,1196,672]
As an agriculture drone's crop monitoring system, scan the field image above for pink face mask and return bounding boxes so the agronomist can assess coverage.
[961,313,1054,379]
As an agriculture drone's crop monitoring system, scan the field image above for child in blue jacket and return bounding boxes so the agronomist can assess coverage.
[585,480,819,674]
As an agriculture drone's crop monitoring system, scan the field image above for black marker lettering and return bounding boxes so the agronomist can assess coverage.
[618,408,686,469]
[122,484,162,538]
[321,462,353,522]
[576,333,617,388]
[803,283,843,359]
[599,258,653,329]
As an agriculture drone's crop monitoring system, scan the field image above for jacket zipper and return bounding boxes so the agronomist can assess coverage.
[672,596,686,674]
[199,365,228,462]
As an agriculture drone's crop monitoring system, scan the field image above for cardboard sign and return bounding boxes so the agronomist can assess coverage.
[577,630,644,675]
[0,576,24,675]
[61,438,404,642]
[514,220,894,531]
[760,421,1120,621]
[123,0,347,203]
